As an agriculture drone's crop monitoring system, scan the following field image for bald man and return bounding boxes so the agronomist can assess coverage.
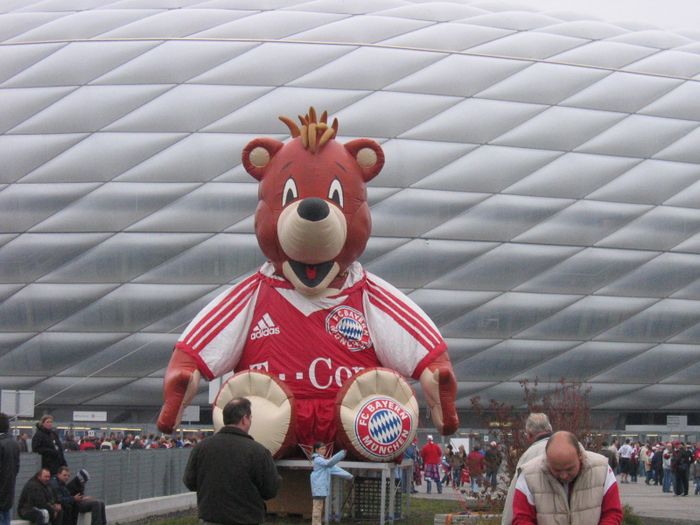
[512,431,622,525]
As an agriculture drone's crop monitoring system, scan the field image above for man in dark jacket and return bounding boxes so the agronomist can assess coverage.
[671,441,693,496]
[31,416,66,475]
[484,441,502,491]
[184,397,280,525]
[0,413,20,525]
[651,445,664,486]
[599,441,618,471]
[18,469,62,525]
[50,467,105,525]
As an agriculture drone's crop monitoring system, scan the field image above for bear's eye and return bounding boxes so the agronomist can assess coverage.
[328,178,344,208]
[282,178,298,207]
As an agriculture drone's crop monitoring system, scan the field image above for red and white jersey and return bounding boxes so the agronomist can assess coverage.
[176,262,446,399]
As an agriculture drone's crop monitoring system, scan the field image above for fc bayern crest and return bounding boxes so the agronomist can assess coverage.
[354,396,413,460]
[325,306,372,352]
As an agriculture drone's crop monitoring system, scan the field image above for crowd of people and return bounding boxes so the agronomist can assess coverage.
[405,415,700,525]
[1,413,210,525]
[403,434,504,496]
[599,438,700,496]
[1,413,111,525]
[4,408,700,525]
[24,418,206,454]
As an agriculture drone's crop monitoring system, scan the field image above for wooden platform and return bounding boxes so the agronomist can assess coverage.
[266,467,313,518]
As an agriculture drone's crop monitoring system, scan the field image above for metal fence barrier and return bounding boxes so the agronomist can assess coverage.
[12,449,193,518]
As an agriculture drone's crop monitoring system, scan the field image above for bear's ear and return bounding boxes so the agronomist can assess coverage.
[242,138,284,181]
[344,139,385,182]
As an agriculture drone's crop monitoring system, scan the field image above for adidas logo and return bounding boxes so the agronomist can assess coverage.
[250,313,280,340]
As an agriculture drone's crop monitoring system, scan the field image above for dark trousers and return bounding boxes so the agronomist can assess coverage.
[674,469,689,496]
[654,467,663,485]
[75,499,106,525]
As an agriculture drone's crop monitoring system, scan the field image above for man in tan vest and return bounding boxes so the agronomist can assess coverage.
[512,431,622,525]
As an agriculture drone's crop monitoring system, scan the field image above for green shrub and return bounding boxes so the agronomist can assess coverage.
[622,504,642,525]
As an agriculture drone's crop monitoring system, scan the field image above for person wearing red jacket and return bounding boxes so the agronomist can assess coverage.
[78,437,96,452]
[466,445,485,495]
[420,436,443,494]
[512,432,622,525]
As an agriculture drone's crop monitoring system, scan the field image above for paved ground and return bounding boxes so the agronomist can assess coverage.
[410,477,700,522]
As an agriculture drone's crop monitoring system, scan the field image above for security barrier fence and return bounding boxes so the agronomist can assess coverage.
[12,449,192,518]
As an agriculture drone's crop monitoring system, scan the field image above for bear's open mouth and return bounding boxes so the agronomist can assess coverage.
[288,260,334,288]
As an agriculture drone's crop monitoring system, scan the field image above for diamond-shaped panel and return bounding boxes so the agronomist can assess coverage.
[2,0,700,420]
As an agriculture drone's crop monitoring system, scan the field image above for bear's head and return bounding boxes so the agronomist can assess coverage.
[242,108,384,296]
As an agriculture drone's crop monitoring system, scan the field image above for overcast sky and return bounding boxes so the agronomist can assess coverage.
[511,0,700,31]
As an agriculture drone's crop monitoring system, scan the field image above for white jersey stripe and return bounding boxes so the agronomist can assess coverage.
[366,279,442,347]
[191,286,256,352]
[367,290,437,350]
[514,471,535,505]
[184,276,259,347]
[604,466,617,494]
[366,280,441,349]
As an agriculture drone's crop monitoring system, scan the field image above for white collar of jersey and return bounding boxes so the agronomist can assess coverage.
[260,261,365,316]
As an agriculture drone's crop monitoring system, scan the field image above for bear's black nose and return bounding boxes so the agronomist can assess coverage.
[297,198,329,222]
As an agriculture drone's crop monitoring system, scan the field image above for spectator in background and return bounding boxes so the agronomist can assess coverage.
[50,467,105,525]
[441,444,454,487]
[78,437,96,452]
[32,416,66,476]
[617,439,633,484]
[0,412,20,525]
[640,443,653,485]
[502,413,553,525]
[690,455,700,495]
[599,442,618,472]
[62,436,78,452]
[402,438,418,493]
[17,433,30,453]
[662,443,673,493]
[672,441,692,496]
[485,441,502,491]
[651,444,663,486]
[449,443,465,489]
[420,435,443,495]
[130,436,144,450]
[467,444,485,495]
[119,435,132,450]
[18,468,62,525]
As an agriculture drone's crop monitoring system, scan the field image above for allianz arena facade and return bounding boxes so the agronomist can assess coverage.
[2,0,700,430]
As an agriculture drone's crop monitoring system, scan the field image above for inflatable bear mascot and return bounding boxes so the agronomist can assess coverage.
[158,108,459,461]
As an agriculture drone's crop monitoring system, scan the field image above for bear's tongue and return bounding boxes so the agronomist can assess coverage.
[305,265,317,280]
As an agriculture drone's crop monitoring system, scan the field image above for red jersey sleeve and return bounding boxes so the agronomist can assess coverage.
[599,467,623,525]
[512,473,537,525]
